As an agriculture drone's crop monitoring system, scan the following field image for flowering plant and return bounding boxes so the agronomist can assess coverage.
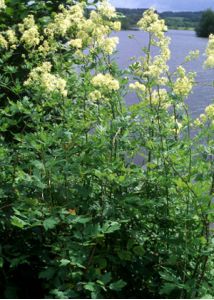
[0,1,213,299]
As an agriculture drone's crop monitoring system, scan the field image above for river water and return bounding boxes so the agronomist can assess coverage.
[114,30,214,118]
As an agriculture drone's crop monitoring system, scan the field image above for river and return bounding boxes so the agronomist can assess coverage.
[113,30,214,118]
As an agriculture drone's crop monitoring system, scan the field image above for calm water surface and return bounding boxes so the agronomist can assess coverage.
[114,30,214,118]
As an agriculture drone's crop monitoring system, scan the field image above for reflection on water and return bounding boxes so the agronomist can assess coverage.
[113,30,214,118]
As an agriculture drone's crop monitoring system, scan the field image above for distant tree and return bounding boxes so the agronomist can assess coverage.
[196,9,214,37]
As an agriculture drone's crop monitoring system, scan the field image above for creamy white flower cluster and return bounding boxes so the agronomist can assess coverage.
[0,1,121,58]
[205,104,214,119]
[129,81,146,93]
[0,15,40,50]
[91,73,120,91]
[195,104,214,126]
[0,19,52,54]
[98,1,117,19]
[68,38,83,49]
[67,1,120,56]
[141,33,171,81]
[96,36,119,55]
[0,33,8,49]
[173,66,195,97]
[45,3,85,38]
[130,9,170,97]
[204,34,214,68]
[89,73,120,101]
[137,9,167,39]
[0,0,6,10]
[151,88,170,108]
[185,50,200,63]
[89,90,103,102]
[130,82,170,108]
[0,28,18,49]
[19,15,40,48]
[24,62,67,97]
[6,29,18,46]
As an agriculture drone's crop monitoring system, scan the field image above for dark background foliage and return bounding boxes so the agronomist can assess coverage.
[196,9,214,37]
[0,1,214,299]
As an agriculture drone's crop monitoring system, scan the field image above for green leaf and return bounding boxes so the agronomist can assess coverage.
[11,216,27,229]
[109,279,127,291]
[201,295,213,299]
[50,289,78,299]
[39,267,56,280]
[32,160,45,170]
[50,289,68,299]
[59,259,70,267]
[95,257,107,269]
[102,221,121,234]
[159,269,179,284]
[0,257,3,268]
[133,245,145,256]
[84,282,96,292]
[117,250,132,261]
[10,256,28,268]
[71,216,92,224]
[160,282,182,295]
[43,217,59,231]
[100,272,112,285]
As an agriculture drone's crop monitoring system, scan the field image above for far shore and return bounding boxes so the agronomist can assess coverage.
[122,27,195,31]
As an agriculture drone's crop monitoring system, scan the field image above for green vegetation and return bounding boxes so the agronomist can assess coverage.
[196,9,214,37]
[118,8,202,30]
[161,11,202,30]
[117,8,146,30]
[0,1,214,299]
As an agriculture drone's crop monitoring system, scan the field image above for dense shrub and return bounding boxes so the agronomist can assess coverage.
[196,9,214,37]
[0,0,214,298]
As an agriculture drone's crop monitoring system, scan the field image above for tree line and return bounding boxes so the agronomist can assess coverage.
[0,1,214,298]
[118,8,214,37]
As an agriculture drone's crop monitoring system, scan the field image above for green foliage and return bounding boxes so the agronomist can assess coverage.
[117,8,201,30]
[0,1,213,299]
[196,9,214,37]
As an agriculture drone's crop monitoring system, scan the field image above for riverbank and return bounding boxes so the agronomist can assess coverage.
[122,26,195,31]
[118,8,201,32]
